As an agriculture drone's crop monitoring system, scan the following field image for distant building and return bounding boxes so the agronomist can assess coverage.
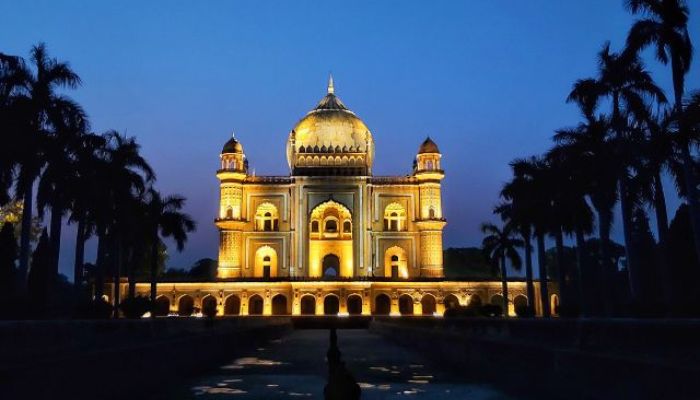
[118,77,555,316]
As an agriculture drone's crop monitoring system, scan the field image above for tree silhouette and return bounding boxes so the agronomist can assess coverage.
[481,222,523,316]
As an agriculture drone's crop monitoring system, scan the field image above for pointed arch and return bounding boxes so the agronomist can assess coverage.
[384,246,408,278]
[254,245,278,278]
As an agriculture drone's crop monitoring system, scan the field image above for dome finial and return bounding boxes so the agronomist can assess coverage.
[327,73,334,95]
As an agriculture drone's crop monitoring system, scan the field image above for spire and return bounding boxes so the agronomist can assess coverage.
[327,74,334,95]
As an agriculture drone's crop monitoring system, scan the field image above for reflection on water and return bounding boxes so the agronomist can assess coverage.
[191,385,247,395]
[180,330,514,399]
[221,356,286,369]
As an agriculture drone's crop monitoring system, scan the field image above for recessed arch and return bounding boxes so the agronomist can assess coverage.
[384,246,408,278]
[271,294,288,315]
[154,295,170,316]
[469,294,483,306]
[255,202,279,231]
[178,295,194,316]
[490,294,505,310]
[322,254,340,277]
[444,294,460,311]
[300,295,316,315]
[248,294,264,315]
[254,245,278,278]
[514,294,528,310]
[374,293,391,315]
[347,294,363,315]
[383,202,407,231]
[323,294,340,315]
[224,294,241,315]
[202,295,218,317]
[399,294,414,315]
[420,294,436,315]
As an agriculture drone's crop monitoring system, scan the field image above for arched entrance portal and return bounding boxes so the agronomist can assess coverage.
[309,200,353,277]
[324,295,340,315]
[322,254,340,278]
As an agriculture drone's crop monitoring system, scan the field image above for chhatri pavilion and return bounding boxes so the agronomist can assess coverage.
[122,77,552,317]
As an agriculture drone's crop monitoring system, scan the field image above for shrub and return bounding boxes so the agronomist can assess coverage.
[444,305,478,318]
[480,304,503,317]
[202,300,217,318]
[556,303,580,318]
[515,304,535,318]
[119,296,152,319]
[74,297,113,319]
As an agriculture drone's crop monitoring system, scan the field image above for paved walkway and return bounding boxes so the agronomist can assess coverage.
[169,329,513,399]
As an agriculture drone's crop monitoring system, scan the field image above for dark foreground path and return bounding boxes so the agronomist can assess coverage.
[163,329,513,399]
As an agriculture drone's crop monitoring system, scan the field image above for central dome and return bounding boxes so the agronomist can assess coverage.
[286,77,374,175]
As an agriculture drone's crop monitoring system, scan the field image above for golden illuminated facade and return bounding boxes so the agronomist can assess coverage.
[216,77,446,282]
[120,77,554,317]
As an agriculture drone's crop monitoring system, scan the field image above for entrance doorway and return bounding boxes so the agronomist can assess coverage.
[322,254,340,277]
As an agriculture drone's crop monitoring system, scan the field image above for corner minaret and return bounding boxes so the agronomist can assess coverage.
[413,136,446,277]
[216,134,247,278]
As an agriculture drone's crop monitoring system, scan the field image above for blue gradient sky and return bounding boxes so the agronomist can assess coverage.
[2,1,699,278]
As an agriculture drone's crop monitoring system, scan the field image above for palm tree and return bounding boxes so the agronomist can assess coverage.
[143,188,196,308]
[37,102,89,295]
[106,131,155,317]
[569,43,666,301]
[545,149,595,315]
[498,173,538,313]
[626,0,700,261]
[626,109,681,307]
[506,157,554,316]
[552,112,618,315]
[0,53,30,206]
[97,131,154,316]
[4,44,83,289]
[68,133,107,290]
[481,222,523,316]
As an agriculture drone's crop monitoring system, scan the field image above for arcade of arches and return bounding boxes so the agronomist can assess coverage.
[119,281,556,317]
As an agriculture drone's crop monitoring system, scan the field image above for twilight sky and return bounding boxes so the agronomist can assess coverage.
[2,0,699,279]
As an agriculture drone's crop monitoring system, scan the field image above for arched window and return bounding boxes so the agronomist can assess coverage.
[311,220,319,233]
[383,203,406,232]
[310,200,352,235]
[325,219,337,233]
[255,203,279,231]
[428,207,436,219]
[343,220,351,233]
[225,207,233,219]
[425,160,433,170]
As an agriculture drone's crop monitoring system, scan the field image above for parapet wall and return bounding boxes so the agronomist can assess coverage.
[0,318,292,400]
